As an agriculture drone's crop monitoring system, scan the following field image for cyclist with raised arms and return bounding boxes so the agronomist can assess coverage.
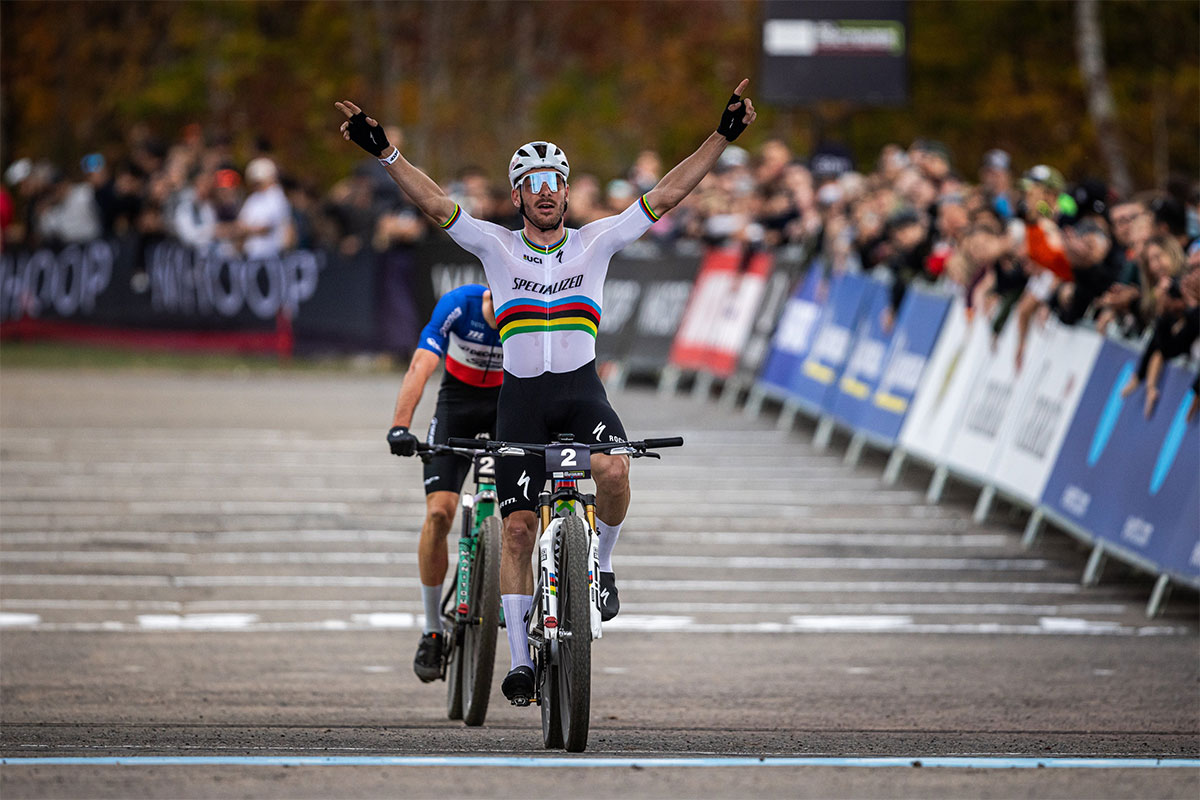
[338,80,756,703]
[385,283,502,682]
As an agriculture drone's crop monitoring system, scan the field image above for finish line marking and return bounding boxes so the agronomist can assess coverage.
[2,756,1197,769]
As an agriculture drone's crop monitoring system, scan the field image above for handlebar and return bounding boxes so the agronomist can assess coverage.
[446,436,684,457]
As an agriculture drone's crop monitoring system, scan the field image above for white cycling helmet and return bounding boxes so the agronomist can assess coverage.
[508,141,570,188]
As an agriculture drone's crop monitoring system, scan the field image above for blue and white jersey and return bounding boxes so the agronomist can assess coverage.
[417,284,504,388]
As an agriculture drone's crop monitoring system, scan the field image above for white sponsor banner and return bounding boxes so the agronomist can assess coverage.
[989,321,1103,503]
[896,297,989,465]
[941,313,1029,484]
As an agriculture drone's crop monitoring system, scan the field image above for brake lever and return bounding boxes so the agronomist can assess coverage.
[632,451,661,460]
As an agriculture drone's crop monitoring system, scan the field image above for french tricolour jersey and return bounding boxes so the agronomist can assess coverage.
[417,284,504,388]
[440,196,659,378]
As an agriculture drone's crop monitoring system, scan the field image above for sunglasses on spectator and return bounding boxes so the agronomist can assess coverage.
[522,171,563,193]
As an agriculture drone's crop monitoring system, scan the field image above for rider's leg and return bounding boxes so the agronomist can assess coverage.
[590,452,630,570]
[501,509,538,671]
[417,490,459,633]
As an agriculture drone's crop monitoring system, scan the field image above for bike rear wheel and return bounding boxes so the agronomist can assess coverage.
[461,515,501,726]
[556,516,592,752]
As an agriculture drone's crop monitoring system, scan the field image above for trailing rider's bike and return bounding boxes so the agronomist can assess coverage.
[414,441,502,727]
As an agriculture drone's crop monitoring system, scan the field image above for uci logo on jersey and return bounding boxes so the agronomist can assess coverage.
[523,254,543,264]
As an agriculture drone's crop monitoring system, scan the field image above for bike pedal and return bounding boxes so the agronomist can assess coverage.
[510,695,531,707]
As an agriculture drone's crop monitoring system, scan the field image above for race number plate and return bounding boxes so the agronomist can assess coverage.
[545,444,590,479]
[473,453,497,483]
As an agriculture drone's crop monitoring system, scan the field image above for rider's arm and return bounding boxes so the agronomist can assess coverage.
[643,132,731,216]
[377,149,458,228]
[391,348,441,428]
[643,80,756,216]
[336,100,457,227]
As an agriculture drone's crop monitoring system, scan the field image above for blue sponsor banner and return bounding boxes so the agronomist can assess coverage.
[827,277,893,430]
[782,271,871,412]
[851,288,951,445]
[1097,363,1199,580]
[757,266,824,399]
[1042,339,1200,580]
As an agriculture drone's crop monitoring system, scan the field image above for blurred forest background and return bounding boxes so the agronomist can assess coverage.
[2,0,1197,192]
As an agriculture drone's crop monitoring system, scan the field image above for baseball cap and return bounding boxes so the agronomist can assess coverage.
[214,168,241,189]
[982,149,1010,171]
[4,158,32,186]
[1021,165,1066,192]
[245,157,278,184]
[80,153,106,174]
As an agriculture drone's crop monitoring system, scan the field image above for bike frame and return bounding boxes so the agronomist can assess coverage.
[451,456,499,623]
[533,476,603,643]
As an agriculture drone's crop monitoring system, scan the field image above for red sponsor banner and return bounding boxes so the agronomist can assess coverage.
[668,249,773,378]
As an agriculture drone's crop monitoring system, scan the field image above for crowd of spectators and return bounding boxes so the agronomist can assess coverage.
[3,123,1198,403]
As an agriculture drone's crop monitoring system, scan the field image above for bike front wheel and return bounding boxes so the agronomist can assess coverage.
[556,515,592,752]
[461,515,501,726]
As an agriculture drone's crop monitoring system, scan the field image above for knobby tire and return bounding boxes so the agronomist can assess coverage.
[461,515,501,726]
[557,516,592,752]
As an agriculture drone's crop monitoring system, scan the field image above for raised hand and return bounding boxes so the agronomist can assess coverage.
[717,78,757,142]
[336,100,391,158]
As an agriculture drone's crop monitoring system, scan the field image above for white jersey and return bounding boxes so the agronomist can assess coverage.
[440,196,659,378]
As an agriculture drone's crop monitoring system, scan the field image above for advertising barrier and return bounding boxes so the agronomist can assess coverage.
[827,274,893,431]
[988,321,1104,505]
[754,263,826,410]
[895,298,988,470]
[669,248,772,380]
[596,251,698,379]
[853,287,951,446]
[1041,339,1199,585]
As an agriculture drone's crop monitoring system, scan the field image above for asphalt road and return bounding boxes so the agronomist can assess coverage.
[1,368,1196,799]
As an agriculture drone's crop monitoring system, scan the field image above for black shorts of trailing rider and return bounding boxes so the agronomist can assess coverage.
[423,374,501,495]
[495,360,627,517]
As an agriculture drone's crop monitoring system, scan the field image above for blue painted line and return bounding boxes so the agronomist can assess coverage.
[1,756,1198,769]
[1088,362,1133,467]
[1149,390,1193,495]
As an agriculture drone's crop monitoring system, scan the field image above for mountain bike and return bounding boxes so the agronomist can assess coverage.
[447,433,683,752]
[415,441,502,727]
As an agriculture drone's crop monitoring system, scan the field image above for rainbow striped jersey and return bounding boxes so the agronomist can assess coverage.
[439,196,659,377]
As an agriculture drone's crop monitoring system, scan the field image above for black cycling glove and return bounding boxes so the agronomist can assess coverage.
[387,425,418,457]
[717,94,748,142]
[346,112,391,157]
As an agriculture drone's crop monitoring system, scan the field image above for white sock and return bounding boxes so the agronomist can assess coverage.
[421,583,443,634]
[596,520,622,572]
[501,594,534,671]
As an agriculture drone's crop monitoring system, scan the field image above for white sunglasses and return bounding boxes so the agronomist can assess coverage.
[522,171,563,193]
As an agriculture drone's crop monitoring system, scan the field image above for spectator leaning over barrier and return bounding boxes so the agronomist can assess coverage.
[881,205,933,333]
[1012,165,1072,370]
[1050,215,1116,326]
[1095,198,1155,334]
[237,157,293,258]
[979,148,1015,220]
[1122,263,1200,418]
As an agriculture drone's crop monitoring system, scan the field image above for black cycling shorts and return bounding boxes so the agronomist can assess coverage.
[424,377,500,496]
[495,361,627,517]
